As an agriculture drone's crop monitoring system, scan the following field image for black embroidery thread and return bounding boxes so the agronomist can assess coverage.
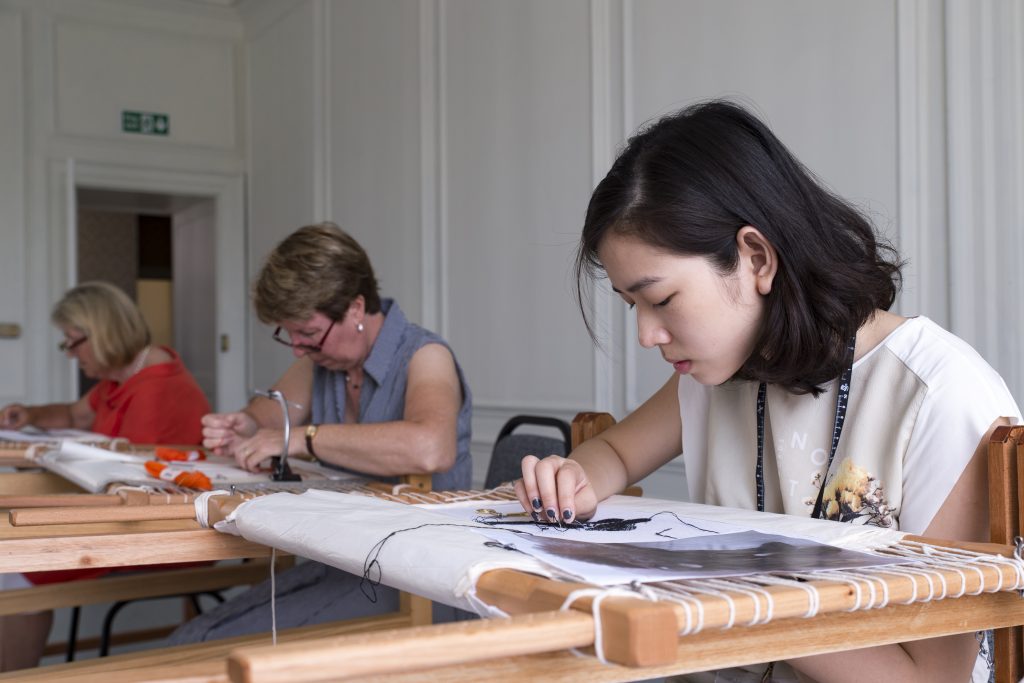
[361,511,722,601]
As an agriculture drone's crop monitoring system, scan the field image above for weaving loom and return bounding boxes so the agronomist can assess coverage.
[195,488,1024,681]
[3,481,1024,682]
[0,439,438,665]
[4,420,1024,682]
[0,430,111,468]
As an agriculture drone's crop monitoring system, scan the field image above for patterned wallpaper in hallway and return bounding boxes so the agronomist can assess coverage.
[77,209,137,299]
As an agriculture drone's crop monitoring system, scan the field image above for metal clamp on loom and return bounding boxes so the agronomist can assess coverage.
[252,389,302,482]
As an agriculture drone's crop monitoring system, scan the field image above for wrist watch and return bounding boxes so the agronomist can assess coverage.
[305,423,319,459]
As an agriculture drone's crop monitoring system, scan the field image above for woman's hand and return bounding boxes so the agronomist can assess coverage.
[0,404,31,430]
[232,428,288,472]
[515,454,599,524]
[201,412,259,457]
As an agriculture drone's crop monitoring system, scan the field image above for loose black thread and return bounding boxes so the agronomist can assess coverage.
[483,540,527,553]
[362,511,723,601]
[647,510,721,535]
[473,515,652,532]
[361,522,532,602]
[473,509,722,536]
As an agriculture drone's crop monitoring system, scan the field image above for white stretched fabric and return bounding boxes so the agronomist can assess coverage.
[33,442,354,494]
[55,440,141,463]
[589,496,906,551]
[217,491,907,614]
[217,489,556,614]
[37,443,155,492]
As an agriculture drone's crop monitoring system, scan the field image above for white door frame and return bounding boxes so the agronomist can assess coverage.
[54,160,247,412]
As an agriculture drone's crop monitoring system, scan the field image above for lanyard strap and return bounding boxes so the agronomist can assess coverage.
[755,338,856,517]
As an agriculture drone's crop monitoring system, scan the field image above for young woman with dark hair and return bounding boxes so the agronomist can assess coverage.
[517,101,1020,682]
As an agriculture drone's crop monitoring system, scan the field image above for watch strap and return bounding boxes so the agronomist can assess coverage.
[305,423,319,459]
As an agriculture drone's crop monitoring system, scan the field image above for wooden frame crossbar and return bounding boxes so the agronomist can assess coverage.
[5,417,1024,682]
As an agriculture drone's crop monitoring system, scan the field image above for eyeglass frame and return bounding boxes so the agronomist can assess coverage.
[58,335,89,354]
[271,319,337,354]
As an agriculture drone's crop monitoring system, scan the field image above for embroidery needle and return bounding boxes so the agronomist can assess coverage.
[475,508,531,519]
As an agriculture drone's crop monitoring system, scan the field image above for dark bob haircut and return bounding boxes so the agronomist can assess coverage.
[576,100,902,395]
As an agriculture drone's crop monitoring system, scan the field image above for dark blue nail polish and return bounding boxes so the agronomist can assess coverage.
[531,498,542,510]
[546,508,557,521]
[562,509,572,521]
[531,511,541,522]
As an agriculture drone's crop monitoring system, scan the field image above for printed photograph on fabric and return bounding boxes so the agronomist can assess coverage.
[498,530,908,585]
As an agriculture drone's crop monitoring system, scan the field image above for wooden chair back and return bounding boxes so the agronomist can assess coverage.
[989,423,1024,683]
[571,412,616,449]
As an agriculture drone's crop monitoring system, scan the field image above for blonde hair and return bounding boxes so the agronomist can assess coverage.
[51,282,150,371]
[253,223,381,324]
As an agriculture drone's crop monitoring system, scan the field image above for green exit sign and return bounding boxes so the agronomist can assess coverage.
[121,110,169,136]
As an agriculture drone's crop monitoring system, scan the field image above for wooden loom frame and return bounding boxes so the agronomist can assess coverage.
[0,443,435,660]
[989,423,1024,683]
[3,417,1024,682]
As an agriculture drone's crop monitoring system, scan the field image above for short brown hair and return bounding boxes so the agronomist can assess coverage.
[252,223,381,324]
[51,281,151,371]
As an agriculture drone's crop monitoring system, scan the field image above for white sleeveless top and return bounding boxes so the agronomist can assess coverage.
[675,316,1020,683]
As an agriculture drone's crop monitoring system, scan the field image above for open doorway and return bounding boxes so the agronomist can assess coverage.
[75,188,217,406]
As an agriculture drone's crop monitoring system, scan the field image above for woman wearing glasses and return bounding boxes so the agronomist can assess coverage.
[0,281,209,444]
[170,222,472,644]
[200,222,472,489]
[0,281,209,671]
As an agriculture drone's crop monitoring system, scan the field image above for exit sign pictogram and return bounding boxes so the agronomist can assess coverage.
[121,111,169,136]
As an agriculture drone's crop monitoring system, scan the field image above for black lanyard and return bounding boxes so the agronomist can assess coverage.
[755,338,856,518]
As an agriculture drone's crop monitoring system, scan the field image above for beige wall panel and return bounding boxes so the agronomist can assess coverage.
[627,0,899,408]
[329,0,423,325]
[137,278,173,349]
[247,1,319,390]
[54,19,237,149]
[0,8,26,404]
[443,0,596,411]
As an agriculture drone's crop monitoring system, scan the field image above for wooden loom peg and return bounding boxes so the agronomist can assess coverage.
[6,494,250,527]
[9,503,198,526]
[205,494,248,526]
[116,488,152,506]
[0,493,121,509]
[474,568,678,667]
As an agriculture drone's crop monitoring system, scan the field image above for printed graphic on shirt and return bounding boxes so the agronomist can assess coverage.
[815,458,895,527]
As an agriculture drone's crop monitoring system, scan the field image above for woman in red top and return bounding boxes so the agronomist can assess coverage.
[0,281,210,670]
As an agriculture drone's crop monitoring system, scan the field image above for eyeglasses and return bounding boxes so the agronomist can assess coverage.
[272,320,336,353]
[58,336,88,353]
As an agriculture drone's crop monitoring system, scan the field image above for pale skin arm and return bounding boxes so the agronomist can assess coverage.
[515,374,683,523]
[224,344,463,476]
[517,377,1002,682]
[201,357,315,457]
[0,396,95,431]
[787,418,1006,683]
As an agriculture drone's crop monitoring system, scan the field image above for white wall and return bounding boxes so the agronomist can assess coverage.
[0,0,247,655]
[0,0,1016,487]
[174,198,218,404]
[241,0,1024,494]
[0,7,27,408]
[0,0,246,406]
[246,0,320,389]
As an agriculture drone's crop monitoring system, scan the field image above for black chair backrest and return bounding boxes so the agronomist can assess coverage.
[485,415,572,489]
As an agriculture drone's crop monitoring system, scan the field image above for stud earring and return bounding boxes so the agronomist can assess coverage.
[356,322,364,333]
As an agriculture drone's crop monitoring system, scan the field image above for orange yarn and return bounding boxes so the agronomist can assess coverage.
[154,447,205,462]
[144,460,213,491]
